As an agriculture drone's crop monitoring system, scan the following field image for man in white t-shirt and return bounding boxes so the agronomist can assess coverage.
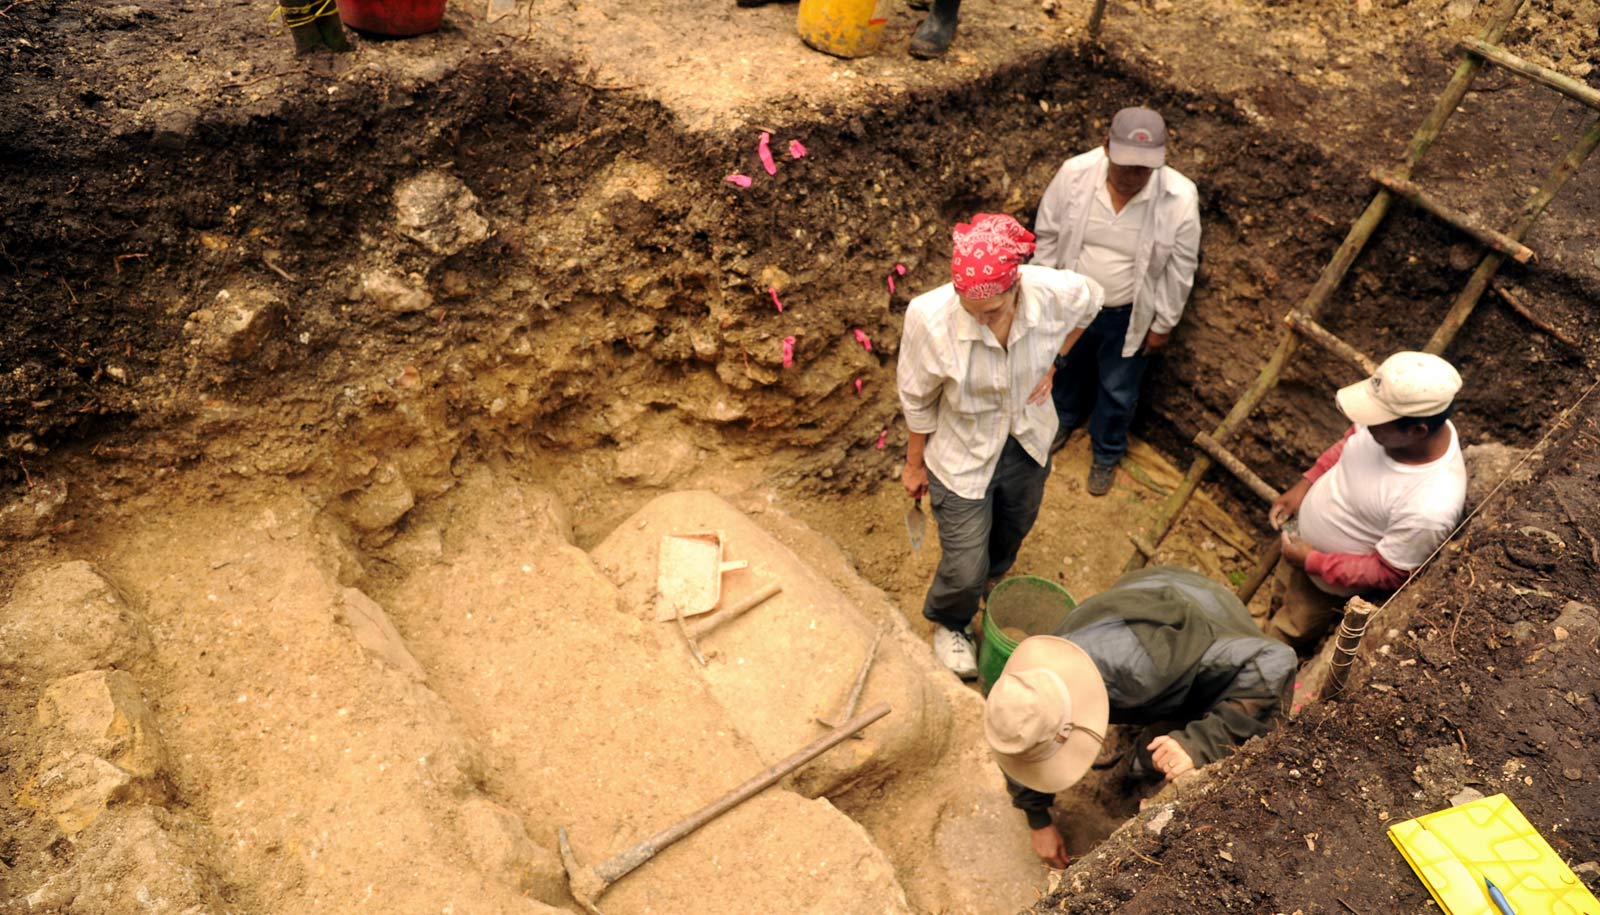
[1265,352,1467,652]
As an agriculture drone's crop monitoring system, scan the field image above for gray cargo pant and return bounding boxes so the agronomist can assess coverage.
[922,436,1051,631]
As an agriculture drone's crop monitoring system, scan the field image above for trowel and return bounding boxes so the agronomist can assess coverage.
[904,497,926,551]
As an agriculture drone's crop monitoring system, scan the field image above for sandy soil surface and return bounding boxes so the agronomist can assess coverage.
[3,0,1600,912]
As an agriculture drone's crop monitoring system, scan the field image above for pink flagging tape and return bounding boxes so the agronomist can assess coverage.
[895,264,906,275]
[853,328,873,352]
[875,430,888,449]
[854,378,864,394]
[782,335,796,368]
[789,139,807,159]
[887,274,895,294]
[768,287,784,313]
[726,174,752,188]
[758,132,777,176]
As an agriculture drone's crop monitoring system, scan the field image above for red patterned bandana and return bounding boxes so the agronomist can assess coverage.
[951,214,1036,299]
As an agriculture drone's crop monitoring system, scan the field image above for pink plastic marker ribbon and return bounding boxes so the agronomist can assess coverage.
[854,378,863,395]
[895,263,906,275]
[758,132,777,176]
[875,430,888,450]
[726,174,752,188]
[887,273,895,294]
[853,328,873,352]
[789,139,807,159]
[768,286,784,313]
[782,335,796,368]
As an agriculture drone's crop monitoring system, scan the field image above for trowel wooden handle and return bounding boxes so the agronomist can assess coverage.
[686,581,782,638]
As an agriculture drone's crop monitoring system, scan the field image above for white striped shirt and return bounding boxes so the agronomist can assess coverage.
[898,265,1103,499]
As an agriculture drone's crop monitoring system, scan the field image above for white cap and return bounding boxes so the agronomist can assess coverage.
[1335,352,1462,426]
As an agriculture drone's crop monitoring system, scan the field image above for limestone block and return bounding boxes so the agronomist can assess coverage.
[335,588,427,682]
[68,807,226,915]
[1551,600,1600,651]
[185,287,283,363]
[1463,442,1532,508]
[38,670,166,779]
[456,797,566,903]
[343,462,416,533]
[927,781,1049,915]
[0,477,69,540]
[434,468,573,550]
[590,491,951,800]
[612,439,701,487]
[394,171,490,256]
[360,269,435,314]
[18,753,138,834]
[0,560,151,680]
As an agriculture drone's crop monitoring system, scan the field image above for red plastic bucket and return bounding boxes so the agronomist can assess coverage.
[338,0,445,36]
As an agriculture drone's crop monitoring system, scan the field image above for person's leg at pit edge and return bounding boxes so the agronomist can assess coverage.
[1086,306,1147,496]
[921,471,990,679]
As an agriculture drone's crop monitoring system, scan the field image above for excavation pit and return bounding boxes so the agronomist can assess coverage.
[3,0,1600,912]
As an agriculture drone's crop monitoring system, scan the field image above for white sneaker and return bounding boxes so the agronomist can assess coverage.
[933,626,979,680]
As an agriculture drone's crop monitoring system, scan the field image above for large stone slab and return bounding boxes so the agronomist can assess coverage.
[590,491,953,800]
[384,470,919,915]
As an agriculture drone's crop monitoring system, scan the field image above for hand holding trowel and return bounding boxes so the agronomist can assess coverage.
[904,497,926,551]
[902,447,929,551]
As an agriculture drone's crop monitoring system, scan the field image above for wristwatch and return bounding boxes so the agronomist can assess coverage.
[1053,353,1071,370]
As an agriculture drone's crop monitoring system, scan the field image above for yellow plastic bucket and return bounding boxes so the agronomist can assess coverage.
[796,0,889,59]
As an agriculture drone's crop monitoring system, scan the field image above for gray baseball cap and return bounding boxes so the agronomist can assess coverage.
[1108,107,1167,168]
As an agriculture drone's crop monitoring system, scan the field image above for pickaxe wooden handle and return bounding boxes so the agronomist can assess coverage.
[559,700,892,915]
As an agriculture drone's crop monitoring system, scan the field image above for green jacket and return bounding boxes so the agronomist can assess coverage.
[1007,567,1296,828]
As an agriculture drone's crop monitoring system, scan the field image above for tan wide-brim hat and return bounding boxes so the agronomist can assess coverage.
[984,636,1110,794]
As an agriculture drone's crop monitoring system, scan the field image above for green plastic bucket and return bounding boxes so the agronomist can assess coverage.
[978,576,1076,691]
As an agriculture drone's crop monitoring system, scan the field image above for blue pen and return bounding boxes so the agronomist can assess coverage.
[1485,877,1516,915]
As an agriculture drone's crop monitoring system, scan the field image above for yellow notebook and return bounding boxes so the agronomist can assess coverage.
[1389,794,1600,915]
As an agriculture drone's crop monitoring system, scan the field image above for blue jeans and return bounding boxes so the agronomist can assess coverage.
[921,437,1051,631]
[1051,305,1150,467]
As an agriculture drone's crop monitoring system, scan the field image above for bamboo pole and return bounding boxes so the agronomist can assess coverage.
[1370,169,1535,263]
[1122,0,1530,572]
[1458,38,1600,110]
[1492,281,1579,348]
[1325,597,1379,697]
[1284,311,1379,375]
[1194,433,1280,504]
[1424,115,1600,355]
[1087,0,1109,39]
[1235,537,1282,604]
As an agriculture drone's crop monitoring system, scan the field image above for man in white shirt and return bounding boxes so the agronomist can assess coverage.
[1032,107,1202,496]
[899,214,1104,678]
[1267,352,1468,652]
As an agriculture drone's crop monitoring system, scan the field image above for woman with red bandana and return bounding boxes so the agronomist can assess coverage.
[898,214,1105,678]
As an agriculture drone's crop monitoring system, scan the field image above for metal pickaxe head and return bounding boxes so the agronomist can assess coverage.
[558,826,611,915]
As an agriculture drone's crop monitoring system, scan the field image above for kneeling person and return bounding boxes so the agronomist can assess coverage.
[1268,351,1467,652]
[985,567,1296,867]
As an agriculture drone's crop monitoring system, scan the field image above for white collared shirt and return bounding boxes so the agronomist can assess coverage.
[1074,180,1155,306]
[1031,147,1202,357]
[898,265,1104,499]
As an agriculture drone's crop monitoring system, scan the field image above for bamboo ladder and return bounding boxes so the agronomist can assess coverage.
[1124,0,1600,604]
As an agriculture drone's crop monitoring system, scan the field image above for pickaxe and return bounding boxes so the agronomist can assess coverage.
[675,580,782,666]
[558,700,891,915]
